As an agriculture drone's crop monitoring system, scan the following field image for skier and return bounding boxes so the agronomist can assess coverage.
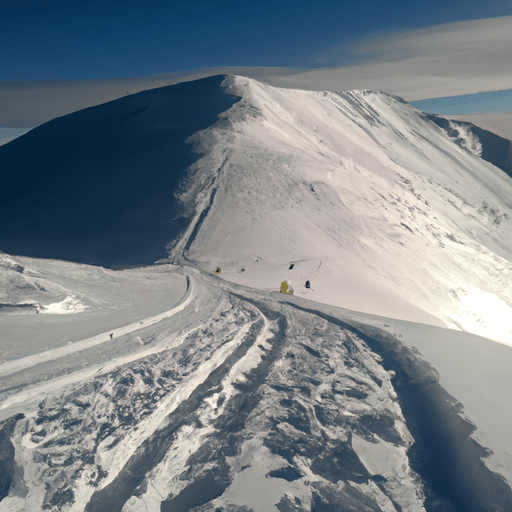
[110,333,113,340]
[305,280,310,289]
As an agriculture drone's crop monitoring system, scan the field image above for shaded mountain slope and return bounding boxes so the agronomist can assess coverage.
[0,75,241,267]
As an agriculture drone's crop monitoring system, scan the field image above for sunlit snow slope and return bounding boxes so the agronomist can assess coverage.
[168,75,512,346]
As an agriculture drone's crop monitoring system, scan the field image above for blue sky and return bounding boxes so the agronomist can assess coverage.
[410,88,512,115]
[2,0,512,82]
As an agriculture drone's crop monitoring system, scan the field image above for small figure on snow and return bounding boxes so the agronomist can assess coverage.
[305,280,311,289]
[215,267,221,274]
[110,333,114,340]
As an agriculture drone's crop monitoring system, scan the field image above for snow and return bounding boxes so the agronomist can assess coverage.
[168,75,512,497]
[440,119,483,157]
[221,437,311,512]
[2,260,511,509]
[351,434,425,511]
[436,111,512,142]
[0,257,188,361]
[173,74,512,493]
[446,287,512,345]
[179,75,512,350]
[39,295,88,314]
[93,291,254,494]
[329,306,512,489]
[352,434,410,482]
[2,73,512,509]
[0,269,191,381]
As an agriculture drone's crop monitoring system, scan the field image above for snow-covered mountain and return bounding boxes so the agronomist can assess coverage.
[162,75,512,346]
[1,75,512,511]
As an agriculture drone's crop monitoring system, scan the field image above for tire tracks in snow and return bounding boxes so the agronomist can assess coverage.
[84,296,268,512]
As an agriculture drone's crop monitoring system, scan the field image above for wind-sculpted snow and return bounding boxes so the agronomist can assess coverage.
[0,274,422,511]
[3,268,511,511]
[426,113,512,181]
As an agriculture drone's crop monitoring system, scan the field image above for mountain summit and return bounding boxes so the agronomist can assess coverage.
[0,75,241,268]
[171,75,512,345]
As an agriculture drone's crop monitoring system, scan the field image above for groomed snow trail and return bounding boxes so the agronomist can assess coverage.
[0,277,193,381]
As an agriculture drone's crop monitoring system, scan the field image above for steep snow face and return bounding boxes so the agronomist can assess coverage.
[176,75,512,346]
[439,119,483,157]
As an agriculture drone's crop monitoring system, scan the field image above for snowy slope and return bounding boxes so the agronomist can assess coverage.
[0,266,422,511]
[0,253,188,368]
[2,75,512,512]
[1,265,512,512]
[166,75,512,347]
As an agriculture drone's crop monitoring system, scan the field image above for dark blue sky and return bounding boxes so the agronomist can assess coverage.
[2,0,512,82]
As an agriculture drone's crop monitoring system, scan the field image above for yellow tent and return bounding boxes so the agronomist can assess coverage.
[280,282,294,295]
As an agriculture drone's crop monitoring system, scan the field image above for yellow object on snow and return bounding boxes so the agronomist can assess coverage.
[280,282,294,295]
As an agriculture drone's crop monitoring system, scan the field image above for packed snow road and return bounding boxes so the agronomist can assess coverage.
[0,276,192,379]
[0,268,225,422]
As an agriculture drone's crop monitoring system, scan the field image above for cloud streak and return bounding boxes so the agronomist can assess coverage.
[286,15,512,100]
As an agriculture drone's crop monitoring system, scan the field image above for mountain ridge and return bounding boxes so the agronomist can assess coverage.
[159,75,512,343]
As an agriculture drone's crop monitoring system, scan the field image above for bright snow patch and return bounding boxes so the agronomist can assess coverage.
[446,287,512,346]
[39,295,88,314]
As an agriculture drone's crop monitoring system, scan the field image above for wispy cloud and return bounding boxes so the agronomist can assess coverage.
[290,15,512,100]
